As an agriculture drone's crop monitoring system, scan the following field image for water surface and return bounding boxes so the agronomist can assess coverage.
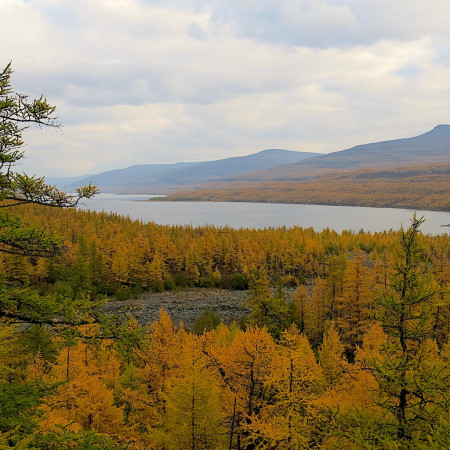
[76,194,449,235]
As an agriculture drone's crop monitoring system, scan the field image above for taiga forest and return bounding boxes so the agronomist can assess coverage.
[0,65,449,449]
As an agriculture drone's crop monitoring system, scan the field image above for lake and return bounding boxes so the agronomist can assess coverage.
[76,194,450,235]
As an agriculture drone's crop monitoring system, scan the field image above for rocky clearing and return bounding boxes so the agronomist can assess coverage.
[99,288,251,328]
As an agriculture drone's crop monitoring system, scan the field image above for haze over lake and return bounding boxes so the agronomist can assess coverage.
[76,194,449,235]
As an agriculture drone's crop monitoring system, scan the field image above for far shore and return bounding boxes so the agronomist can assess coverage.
[145,195,450,213]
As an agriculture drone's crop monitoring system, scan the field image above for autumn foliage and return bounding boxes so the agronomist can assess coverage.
[0,207,448,448]
[163,161,450,211]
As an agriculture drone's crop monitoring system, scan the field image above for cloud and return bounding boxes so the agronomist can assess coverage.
[1,0,449,176]
[207,0,450,48]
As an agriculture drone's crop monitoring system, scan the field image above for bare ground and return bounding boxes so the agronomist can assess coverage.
[99,288,250,328]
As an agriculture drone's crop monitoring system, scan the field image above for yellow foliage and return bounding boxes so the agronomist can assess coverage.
[41,341,124,437]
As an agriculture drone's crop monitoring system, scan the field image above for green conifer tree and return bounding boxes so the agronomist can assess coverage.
[373,215,449,445]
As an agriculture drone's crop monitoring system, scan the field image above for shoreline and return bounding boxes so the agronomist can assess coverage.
[146,196,450,213]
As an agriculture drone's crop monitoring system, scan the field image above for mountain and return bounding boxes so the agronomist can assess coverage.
[163,161,450,211]
[230,125,450,182]
[62,162,198,192]
[59,149,321,193]
[51,125,450,196]
[45,174,94,187]
[160,125,450,211]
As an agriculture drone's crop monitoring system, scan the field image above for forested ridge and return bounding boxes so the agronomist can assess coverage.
[161,162,450,211]
[1,64,449,449]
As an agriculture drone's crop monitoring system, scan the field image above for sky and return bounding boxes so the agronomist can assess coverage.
[2,0,450,177]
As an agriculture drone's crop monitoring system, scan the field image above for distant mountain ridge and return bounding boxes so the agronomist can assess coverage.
[232,125,450,182]
[55,149,321,193]
[160,125,450,211]
[49,125,450,194]
[163,161,450,211]
[313,124,450,168]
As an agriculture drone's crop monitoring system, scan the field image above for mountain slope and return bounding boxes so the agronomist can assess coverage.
[162,161,450,211]
[230,125,450,182]
[64,162,199,192]
[62,149,321,193]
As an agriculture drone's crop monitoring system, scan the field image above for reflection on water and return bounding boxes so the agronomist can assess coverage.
[76,193,450,235]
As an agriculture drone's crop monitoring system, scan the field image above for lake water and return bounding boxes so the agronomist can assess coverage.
[76,193,450,235]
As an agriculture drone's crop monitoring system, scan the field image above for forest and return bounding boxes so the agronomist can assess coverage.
[1,204,449,449]
[162,162,450,211]
[1,64,449,449]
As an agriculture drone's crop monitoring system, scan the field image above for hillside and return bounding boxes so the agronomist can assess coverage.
[228,125,450,182]
[51,126,450,206]
[162,161,450,211]
[60,149,320,193]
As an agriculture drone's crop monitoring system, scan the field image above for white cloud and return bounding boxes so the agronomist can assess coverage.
[1,0,449,176]
[207,0,450,47]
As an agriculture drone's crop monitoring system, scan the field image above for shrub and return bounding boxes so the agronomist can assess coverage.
[192,310,222,335]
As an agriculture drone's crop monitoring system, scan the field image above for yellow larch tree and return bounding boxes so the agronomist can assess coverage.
[372,249,394,293]
[110,242,131,284]
[41,340,124,438]
[304,277,329,348]
[317,322,350,390]
[334,249,374,357]
[147,253,166,291]
[161,334,228,449]
[324,253,347,318]
[431,248,450,347]
[123,309,187,444]
[244,324,323,449]
[201,327,278,448]
[292,284,308,332]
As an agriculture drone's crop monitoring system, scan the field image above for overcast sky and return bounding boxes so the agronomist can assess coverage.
[2,0,450,177]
